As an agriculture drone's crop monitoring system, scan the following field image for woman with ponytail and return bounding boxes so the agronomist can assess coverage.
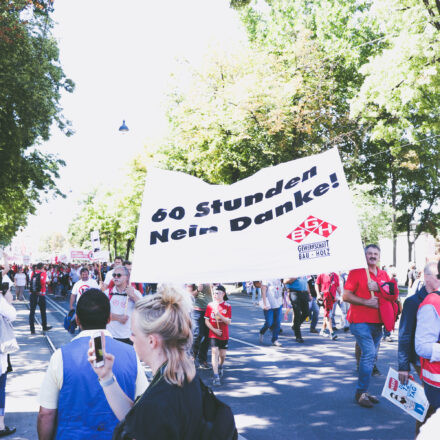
[88,284,204,439]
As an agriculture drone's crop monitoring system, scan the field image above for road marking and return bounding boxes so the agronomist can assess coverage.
[230,336,263,350]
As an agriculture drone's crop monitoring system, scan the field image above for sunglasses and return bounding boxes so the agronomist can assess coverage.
[112,273,124,278]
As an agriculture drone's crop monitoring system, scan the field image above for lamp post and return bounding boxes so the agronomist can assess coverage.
[118,120,129,133]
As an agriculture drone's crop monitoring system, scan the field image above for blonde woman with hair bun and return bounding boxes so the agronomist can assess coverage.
[89,284,204,439]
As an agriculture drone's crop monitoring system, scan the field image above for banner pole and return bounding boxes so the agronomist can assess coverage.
[365,268,375,299]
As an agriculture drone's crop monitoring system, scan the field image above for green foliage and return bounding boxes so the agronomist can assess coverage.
[38,231,67,254]
[350,184,393,244]
[0,0,74,244]
[68,157,147,260]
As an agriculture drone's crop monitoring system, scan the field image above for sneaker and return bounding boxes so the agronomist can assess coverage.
[384,336,394,342]
[30,330,36,335]
[331,332,338,340]
[319,329,328,338]
[355,392,374,408]
[272,340,282,347]
[310,328,319,334]
[366,392,379,404]
[333,327,339,332]
[259,333,264,344]
[295,337,304,343]
[0,426,16,437]
[372,366,381,377]
[212,375,221,386]
[199,361,210,370]
[43,326,53,331]
[219,365,224,378]
[344,326,350,333]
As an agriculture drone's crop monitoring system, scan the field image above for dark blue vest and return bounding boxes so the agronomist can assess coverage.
[56,335,137,440]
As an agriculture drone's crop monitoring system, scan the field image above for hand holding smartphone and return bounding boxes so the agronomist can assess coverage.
[93,332,105,368]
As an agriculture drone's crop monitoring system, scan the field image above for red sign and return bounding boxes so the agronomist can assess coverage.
[287,215,337,243]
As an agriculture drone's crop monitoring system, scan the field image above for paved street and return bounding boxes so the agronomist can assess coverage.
[6,289,416,440]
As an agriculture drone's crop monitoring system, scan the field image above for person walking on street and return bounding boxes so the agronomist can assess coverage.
[259,279,283,347]
[13,267,26,301]
[398,261,439,434]
[415,259,440,411]
[69,267,99,310]
[204,285,231,386]
[316,272,339,340]
[37,289,147,440]
[29,263,52,335]
[307,275,320,334]
[190,284,212,369]
[105,266,142,345]
[284,276,310,343]
[0,284,16,438]
[343,244,398,408]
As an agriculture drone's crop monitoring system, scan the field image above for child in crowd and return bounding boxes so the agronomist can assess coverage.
[204,285,232,386]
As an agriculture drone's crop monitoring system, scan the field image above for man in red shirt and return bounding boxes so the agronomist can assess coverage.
[316,272,340,340]
[343,244,398,408]
[29,262,52,334]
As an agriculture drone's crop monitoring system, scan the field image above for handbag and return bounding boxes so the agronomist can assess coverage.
[199,377,238,440]
[0,315,19,354]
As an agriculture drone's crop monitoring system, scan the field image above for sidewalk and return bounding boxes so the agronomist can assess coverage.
[4,301,52,440]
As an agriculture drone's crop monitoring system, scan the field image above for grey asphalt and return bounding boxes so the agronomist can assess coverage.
[6,290,416,440]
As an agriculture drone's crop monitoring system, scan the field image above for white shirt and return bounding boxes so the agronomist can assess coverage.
[261,279,284,309]
[39,329,148,409]
[14,272,26,287]
[104,269,114,285]
[106,287,142,339]
[0,295,17,374]
[71,278,99,303]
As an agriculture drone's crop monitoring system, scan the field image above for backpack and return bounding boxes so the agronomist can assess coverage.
[30,272,42,293]
[328,273,338,299]
[63,309,77,334]
[199,377,238,440]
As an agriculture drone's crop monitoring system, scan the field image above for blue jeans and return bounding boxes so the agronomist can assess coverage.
[331,300,349,327]
[424,382,440,410]
[260,306,282,342]
[309,298,320,330]
[252,287,261,303]
[0,373,6,416]
[350,323,382,393]
[191,309,209,363]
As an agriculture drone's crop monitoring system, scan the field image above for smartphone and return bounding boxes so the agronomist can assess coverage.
[93,333,104,368]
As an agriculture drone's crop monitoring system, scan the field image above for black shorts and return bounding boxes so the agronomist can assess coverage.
[210,338,229,349]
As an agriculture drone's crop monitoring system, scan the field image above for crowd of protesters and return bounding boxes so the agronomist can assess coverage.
[2,246,440,439]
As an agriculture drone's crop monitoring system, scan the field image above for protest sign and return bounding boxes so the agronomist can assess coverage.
[91,230,101,253]
[70,249,93,261]
[91,250,109,262]
[131,148,366,283]
[381,367,429,422]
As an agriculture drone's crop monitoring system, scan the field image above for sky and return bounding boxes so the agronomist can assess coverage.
[13,0,245,257]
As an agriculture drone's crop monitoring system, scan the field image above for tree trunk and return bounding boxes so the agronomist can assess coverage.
[113,237,118,260]
[125,238,133,260]
[407,229,413,263]
[391,172,397,266]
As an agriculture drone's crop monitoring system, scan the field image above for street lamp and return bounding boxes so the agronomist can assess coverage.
[118,120,129,133]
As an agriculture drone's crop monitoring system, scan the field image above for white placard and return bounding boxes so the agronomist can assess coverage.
[131,148,366,283]
[91,230,101,253]
[381,367,429,422]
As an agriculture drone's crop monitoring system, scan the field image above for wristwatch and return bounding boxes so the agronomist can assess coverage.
[99,374,116,387]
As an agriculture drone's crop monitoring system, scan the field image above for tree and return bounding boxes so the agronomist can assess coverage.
[0,0,74,244]
[39,232,67,254]
[68,156,147,260]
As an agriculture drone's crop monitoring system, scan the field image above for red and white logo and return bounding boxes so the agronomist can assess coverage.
[287,215,337,243]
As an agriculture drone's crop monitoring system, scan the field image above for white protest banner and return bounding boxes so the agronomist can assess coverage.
[381,367,429,422]
[92,250,110,262]
[70,249,93,261]
[131,148,366,283]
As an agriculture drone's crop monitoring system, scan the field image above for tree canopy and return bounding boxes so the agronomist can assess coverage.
[0,0,74,244]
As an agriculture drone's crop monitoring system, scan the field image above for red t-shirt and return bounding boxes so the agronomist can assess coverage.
[204,301,231,340]
[345,267,391,323]
[316,272,339,296]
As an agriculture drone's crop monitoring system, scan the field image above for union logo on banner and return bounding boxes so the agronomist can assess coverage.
[286,215,337,243]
